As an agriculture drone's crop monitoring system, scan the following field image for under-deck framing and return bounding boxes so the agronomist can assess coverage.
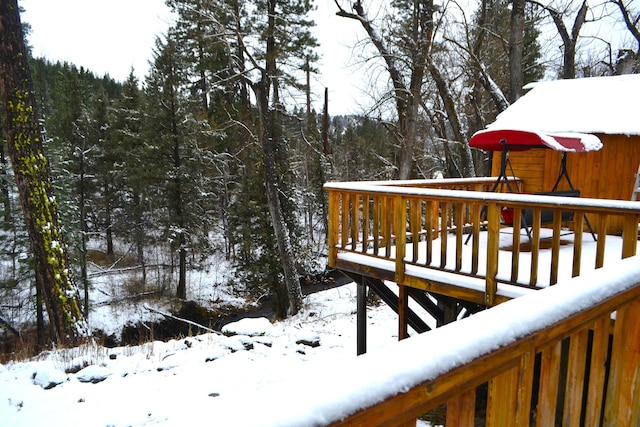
[326,178,640,353]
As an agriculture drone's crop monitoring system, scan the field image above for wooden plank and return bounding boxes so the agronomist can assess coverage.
[395,197,407,284]
[595,215,608,269]
[373,195,380,254]
[622,214,638,258]
[571,214,584,278]
[485,203,500,306]
[487,366,518,427]
[362,194,370,254]
[398,285,409,340]
[584,317,609,427]
[351,193,359,250]
[327,190,339,268]
[446,388,476,427]
[536,341,562,427]
[510,208,522,283]
[604,299,640,426]
[455,203,464,271]
[514,352,534,427]
[471,202,480,274]
[550,212,562,285]
[562,328,589,426]
[425,200,433,265]
[440,201,448,269]
[529,210,541,286]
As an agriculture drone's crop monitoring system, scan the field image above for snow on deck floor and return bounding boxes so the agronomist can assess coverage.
[337,230,638,291]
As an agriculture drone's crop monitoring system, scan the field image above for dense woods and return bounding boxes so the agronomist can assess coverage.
[0,0,638,352]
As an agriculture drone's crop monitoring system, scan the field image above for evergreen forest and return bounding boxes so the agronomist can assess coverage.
[1,0,638,356]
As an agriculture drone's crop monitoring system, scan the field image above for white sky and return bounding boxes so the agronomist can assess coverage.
[19,0,367,115]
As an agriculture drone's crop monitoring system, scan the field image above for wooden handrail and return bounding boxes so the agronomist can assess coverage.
[205,258,640,426]
[329,264,640,426]
[325,180,640,305]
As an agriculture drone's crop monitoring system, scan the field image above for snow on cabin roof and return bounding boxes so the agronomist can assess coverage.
[487,74,640,137]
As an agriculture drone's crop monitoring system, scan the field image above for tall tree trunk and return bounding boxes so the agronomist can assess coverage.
[255,81,303,316]
[509,0,525,102]
[0,0,89,345]
[252,0,303,316]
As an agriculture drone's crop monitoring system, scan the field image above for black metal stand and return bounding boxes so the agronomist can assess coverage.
[551,152,597,241]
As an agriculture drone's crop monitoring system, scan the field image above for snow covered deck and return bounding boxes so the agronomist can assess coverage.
[326,178,640,306]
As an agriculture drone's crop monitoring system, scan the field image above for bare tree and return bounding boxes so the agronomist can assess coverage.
[335,0,432,179]
[532,0,589,79]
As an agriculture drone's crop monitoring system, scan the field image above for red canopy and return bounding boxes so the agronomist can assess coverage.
[469,129,602,152]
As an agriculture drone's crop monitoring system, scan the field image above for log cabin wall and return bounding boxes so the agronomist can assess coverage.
[490,133,640,234]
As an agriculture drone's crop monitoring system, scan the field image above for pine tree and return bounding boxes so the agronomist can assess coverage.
[110,71,149,280]
[144,32,218,299]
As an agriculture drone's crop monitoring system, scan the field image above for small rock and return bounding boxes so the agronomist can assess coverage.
[33,367,67,390]
[76,365,112,384]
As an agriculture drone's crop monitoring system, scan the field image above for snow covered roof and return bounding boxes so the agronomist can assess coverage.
[487,74,640,136]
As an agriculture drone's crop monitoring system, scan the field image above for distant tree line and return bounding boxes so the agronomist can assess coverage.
[0,0,637,347]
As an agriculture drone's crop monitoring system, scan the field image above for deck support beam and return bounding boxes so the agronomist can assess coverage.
[357,277,367,355]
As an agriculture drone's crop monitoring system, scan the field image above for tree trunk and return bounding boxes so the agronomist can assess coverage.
[254,80,303,316]
[509,0,525,102]
[0,0,89,345]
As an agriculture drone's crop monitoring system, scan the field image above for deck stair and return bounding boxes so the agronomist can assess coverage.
[342,271,484,353]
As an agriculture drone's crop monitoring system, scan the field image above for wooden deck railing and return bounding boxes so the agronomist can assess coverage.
[328,259,640,426]
[325,179,640,305]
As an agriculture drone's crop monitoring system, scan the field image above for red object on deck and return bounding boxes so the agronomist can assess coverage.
[469,129,597,152]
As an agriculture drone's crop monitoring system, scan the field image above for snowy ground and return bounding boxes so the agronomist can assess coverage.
[0,281,440,427]
[2,232,638,426]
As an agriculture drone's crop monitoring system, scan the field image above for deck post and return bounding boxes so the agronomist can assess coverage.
[326,189,339,268]
[357,276,367,355]
[398,285,409,340]
[485,203,499,305]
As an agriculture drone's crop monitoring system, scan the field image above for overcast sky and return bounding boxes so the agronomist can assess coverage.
[19,0,366,115]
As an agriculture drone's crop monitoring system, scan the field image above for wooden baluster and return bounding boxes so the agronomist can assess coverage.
[621,214,639,258]
[447,388,476,427]
[455,203,464,271]
[384,196,392,258]
[411,198,420,262]
[487,365,519,427]
[440,201,448,269]
[340,192,348,250]
[373,195,380,255]
[562,328,589,426]
[584,317,609,427]
[362,194,370,254]
[510,207,522,284]
[514,351,535,426]
[572,214,584,278]
[604,298,640,426]
[536,340,562,427]
[395,196,407,284]
[485,203,499,306]
[351,193,359,250]
[595,214,608,269]
[550,211,562,285]
[327,189,339,267]
[425,200,433,266]
[529,209,541,287]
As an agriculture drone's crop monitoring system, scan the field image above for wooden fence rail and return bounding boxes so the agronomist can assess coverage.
[326,180,640,306]
[329,263,640,426]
